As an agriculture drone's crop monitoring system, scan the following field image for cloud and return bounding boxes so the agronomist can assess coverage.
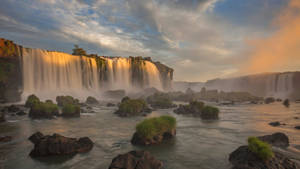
[242,0,300,74]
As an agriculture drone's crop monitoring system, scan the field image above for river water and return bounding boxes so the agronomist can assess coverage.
[0,102,300,169]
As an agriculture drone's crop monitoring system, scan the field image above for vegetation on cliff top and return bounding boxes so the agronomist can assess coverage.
[136,116,176,139]
[248,137,274,161]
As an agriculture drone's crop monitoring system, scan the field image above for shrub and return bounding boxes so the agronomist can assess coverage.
[117,98,148,116]
[248,137,274,161]
[136,115,176,139]
[62,104,80,117]
[201,105,219,119]
[56,96,79,107]
[85,96,99,104]
[29,101,59,119]
[25,94,40,108]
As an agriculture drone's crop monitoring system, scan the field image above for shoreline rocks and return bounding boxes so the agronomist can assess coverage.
[229,145,297,169]
[0,136,12,142]
[28,132,93,157]
[108,151,163,169]
[257,132,289,148]
[268,121,286,127]
[229,133,296,169]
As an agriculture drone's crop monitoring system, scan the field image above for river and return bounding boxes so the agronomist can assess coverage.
[0,102,300,169]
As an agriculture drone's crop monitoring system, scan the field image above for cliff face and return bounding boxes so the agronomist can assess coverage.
[0,39,23,102]
[0,38,173,102]
[204,72,300,100]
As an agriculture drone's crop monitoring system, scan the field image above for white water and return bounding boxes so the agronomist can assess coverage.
[266,73,294,98]
[22,48,163,100]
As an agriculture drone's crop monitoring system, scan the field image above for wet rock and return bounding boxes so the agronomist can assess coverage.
[269,121,285,127]
[257,133,289,148]
[283,99,290,107]
[229,145,297,169]
[131,129,176,146]
[85,96,99,105]
[7,105,20,112]
[106,103,115,107]
[0,136,12,142]
[0,111,5,122]
[295,126,300,130]
[16,110,26,116]
[294,117,299,119]
[108,151,163,169]
[28,132,93,157]
[265,97,275,104]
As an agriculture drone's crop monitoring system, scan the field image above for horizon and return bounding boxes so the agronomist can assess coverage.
[0,0,300,81]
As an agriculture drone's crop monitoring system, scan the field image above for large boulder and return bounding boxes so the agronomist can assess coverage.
[131,116,176,146]
[28,132,93,157]
[146,92,176,109]
[257,133,289,148]
[229,146,297,169]
[108,151,163,169]
[115,97,151,117]
[61,104,80,118]
[29,101,59,119]
[85,96,99,105]
[56,96,79,107]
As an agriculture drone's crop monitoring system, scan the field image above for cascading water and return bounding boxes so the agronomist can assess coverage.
[21,48,163,100]
[266,73,294,98]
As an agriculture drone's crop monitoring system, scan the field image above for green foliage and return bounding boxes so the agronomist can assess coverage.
[29,101,59,118]
[118,98,147,115]
[94,57,106,70]
[248,137,274,161]
[25,94,40,108]
[72,45,87,56]
[136,115,176,139]
[56,96,79,107]
[62,104,80,117]
[147,93,174,109]
[201,105,219,119]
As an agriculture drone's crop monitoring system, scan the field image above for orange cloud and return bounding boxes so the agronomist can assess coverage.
[244,0,300,74]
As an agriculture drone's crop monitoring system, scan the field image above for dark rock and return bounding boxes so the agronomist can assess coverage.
[0,111,5,122]
[28,132,93,157]
[131,129,176,146]
[295,126,300,130]
[257,133,289,148]
[7,105,20,112]
[229,145,297,169]
[106,103,115,107]
[265,97,275,104]
[16,111,26,116]
[283,99,290,107]
[294,117,299,119]
[108,151,163,169]
[85,96,99,104]
[269,121,281,127]
[0,136,12,142]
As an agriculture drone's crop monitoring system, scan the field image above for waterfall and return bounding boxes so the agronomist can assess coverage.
[266,73,294,98]
[21,48,163,100]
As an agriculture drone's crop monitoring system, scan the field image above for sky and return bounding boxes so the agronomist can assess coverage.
[0,0,299,82]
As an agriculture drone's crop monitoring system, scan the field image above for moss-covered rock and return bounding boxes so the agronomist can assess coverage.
[201,106,219,119]
[115,97,151,117]
[85,96,99,104]
[56,96,79,107]
[248,137,274,161]
[61,104,80,118]
[131,116,176,145]
[264,97,275,104]
[29,101,59,119]
[25,94,40,108]
[146,93,176,109]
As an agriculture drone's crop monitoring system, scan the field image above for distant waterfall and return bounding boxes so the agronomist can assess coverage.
[22,48,163,100]
[266,73,294,98]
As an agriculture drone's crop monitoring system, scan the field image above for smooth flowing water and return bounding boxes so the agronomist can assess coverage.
[1,102,300,169]
[22,48,163,100]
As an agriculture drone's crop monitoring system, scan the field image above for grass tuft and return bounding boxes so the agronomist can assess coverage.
[248,136,274,161]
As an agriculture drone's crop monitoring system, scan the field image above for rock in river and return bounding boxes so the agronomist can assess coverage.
[28,132,93,157]
[257,132,289,148]
[108,151,163,169]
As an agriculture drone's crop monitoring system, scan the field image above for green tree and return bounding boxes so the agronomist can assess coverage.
[72,45,87,56]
